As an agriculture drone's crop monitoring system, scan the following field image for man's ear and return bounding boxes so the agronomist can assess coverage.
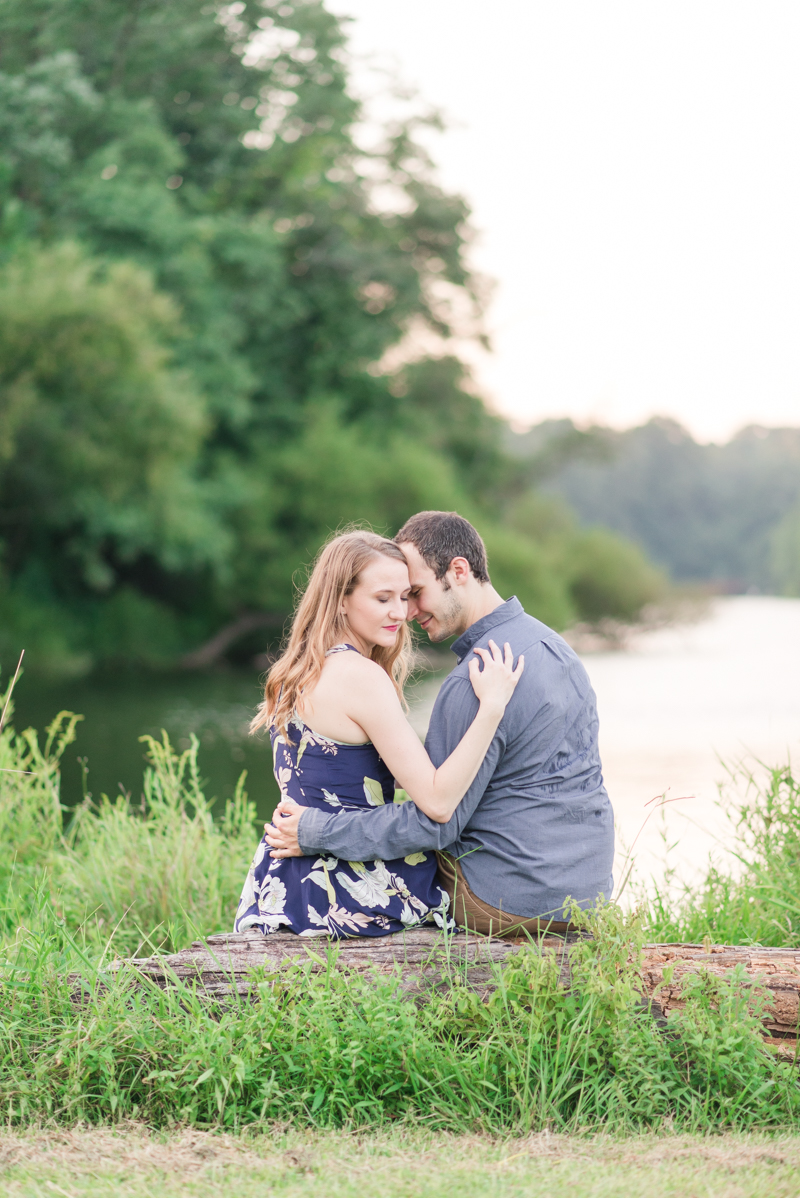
[447,556,472,587]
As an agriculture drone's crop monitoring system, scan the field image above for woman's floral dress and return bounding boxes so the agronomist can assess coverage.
[234,646,452,938]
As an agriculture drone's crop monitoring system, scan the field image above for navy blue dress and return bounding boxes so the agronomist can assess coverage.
[234,645,452,938]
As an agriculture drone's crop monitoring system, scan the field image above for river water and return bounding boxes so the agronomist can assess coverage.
[9,596,800,895]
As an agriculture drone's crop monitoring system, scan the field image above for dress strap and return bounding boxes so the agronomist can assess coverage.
[325,643,361,656]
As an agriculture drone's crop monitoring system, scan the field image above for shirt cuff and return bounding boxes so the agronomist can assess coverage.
[297,806,330,855]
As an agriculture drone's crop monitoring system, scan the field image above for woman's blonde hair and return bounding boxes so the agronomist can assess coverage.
[251,530,412,740]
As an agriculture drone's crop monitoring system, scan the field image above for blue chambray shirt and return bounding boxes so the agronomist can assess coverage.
[297,597,615,920]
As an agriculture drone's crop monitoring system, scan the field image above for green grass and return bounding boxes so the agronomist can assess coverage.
[0,699,257,956]
[1,888,798,1134]
[1,676,799,1138]
[642,760,800,947]
[3,1127,800,1197]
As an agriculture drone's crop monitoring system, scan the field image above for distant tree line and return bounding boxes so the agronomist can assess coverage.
[0,0,662,676]
[521,418,800,595]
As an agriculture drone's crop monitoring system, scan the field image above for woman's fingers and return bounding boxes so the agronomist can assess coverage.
[473,641,519,676]
[513,652,525,679]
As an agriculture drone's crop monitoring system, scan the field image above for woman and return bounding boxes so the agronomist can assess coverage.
[234,530,523,938]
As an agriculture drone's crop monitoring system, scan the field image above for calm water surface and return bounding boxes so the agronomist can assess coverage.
[9,668,436,827]
[12,671,281,824]
[581,595,800,888]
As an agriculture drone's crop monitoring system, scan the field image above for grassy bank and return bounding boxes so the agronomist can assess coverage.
[1,688,799,1137]
[6,894,800,1133]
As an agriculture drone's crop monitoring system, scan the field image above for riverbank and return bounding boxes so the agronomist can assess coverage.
[1,694,800,1147]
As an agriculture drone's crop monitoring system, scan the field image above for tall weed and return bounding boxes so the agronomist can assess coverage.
[645,762,800,946]
[0,678,258,953]
[59,733,257,953]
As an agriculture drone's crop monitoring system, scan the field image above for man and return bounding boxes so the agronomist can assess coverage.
[266,510,615,934]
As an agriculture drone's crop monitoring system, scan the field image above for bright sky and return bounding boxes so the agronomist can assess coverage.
[327,1,800,442]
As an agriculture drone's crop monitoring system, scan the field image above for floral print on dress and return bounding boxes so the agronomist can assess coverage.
[234,645,453,939]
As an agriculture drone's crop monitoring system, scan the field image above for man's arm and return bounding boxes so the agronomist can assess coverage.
[297,735,505,859]
[296,677,504,860]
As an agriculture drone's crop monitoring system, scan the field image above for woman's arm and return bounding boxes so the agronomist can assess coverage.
[340,639,523,824]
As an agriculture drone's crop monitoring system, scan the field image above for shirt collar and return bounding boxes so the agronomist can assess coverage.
[451,596,524,663]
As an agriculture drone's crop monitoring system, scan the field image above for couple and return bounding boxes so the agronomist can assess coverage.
[234,511,615,939]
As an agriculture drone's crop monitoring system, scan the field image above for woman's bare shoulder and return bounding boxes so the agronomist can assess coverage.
[322,649,395,691]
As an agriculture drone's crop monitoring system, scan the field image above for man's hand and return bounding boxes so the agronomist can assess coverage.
[265,797,305,858]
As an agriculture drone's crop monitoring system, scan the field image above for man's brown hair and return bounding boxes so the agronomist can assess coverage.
[395,511,490,584]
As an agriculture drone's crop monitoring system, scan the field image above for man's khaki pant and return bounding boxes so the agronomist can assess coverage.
[436,852,577,938]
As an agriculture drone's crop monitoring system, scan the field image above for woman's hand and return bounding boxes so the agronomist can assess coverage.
[468,639,524,716]
[264,797,306,858]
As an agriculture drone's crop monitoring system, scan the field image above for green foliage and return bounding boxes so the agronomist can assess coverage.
[0,241,225,673]
[0,0,665,672]
[0,894,797,1132]
[566,528,666,624]
[645,762,800,947]
[506,491,666,627]
[0,690,256,953]
[479,525,576,631]
[60,733,257,954]
[0,705,77,905]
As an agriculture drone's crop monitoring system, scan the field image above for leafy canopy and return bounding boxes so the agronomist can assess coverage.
[0,0,662,671]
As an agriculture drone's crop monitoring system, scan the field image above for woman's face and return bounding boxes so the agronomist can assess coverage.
[341,556,410,653]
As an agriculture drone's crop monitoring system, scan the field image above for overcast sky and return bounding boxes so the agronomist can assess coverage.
[327,1,800,442]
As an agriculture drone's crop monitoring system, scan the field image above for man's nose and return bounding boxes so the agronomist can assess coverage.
[406,595,421,620]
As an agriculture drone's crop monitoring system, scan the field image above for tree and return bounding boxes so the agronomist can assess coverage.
[0,242,226,671]
[771,500,800,597]
[0,0,665,671]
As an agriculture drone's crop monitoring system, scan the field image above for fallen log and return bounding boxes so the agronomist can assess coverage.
[641,942,800,1054]
[117,928,539,1001]
[115,930,800,1054]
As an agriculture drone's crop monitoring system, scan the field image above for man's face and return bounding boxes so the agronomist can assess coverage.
[397,542,468,642]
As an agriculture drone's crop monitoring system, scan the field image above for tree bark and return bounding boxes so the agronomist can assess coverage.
[641,942,800,1053]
